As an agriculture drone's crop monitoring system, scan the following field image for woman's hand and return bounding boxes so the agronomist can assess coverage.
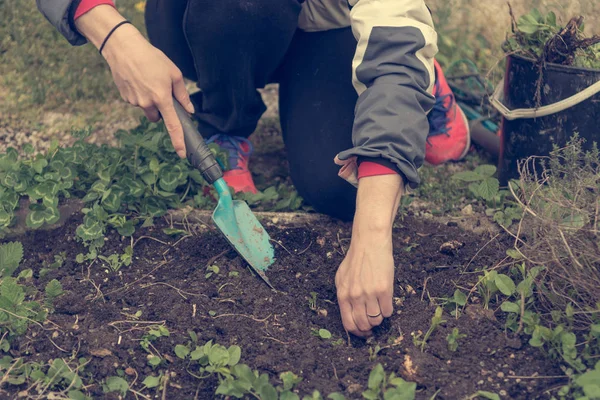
[75,5,194,158]
[335,174,404,337]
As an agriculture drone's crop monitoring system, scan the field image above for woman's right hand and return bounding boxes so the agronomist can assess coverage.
[75,5,195,158]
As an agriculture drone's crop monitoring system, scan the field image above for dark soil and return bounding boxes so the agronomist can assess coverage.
[4,214,563,399]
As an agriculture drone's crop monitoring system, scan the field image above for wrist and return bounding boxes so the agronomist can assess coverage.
[74,5,131,49]
[100,24,144,63]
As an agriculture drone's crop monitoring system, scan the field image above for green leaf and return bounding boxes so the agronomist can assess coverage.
[148,356,161,366]
[232,364,256,386]
[473,391,500,400]
[506,249,522,260]
[452,289,467,306]
[495,274,516,296]
[328,394,347,400]
[476,177,500,201]
[281,371,303,391]
[281,392,301,400]
[474,165,497,177]
[104,376,129,395]
[174,344,190,359]
[32,159,48,174]
[228,345,241,366]
[257,382,278,400]
[318,329,332,339]
[45,279,64,299]
[500,301,520,314]
[368,364,385,390]
[0,242,23,277]
[452,171,483,182]
[143,375,161,388]
[162,228,189,237]
[67,390,89,400]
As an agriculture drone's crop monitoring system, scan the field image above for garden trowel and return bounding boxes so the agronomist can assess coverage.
[173,98,275,288]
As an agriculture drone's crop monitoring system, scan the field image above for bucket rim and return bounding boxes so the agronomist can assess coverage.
[508,53,600,75]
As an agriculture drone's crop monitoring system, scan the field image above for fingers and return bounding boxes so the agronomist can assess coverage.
[142,105,160,122]
[338,298,361,336]
[157,99,186,158]
[171,69,195,114]
[366,298,384,327]
[378,286,394,318]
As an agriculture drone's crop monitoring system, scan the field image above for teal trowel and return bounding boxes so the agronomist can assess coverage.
[173,98,275,287]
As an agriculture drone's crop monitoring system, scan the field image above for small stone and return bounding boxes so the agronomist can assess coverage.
[499,390,507,397]
[478,380,484,385]
[295,272,302,278]
[52,331,59,339]
[347,384,362,394]
[516,379,521,383]
[487,377,493,382]
[509,354,516,359]
[440,240,465,255]
[318,308,328,317]
[497,372,505,378]
[508,370,515,376]
[125,368,136,376]
[461,204,474,215]
[316,237,326,246]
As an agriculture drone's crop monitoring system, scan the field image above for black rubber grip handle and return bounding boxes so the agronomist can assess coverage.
[172,98,223,184]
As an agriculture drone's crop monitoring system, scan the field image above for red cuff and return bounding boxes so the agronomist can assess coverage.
[74,0,115,20]
[357,161,398,179]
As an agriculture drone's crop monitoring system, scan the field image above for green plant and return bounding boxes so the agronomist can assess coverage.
[452,165,500,203]
[308,292,318,311]
[475,270,516,310]
[443,289,467,318]
[98,247,133,272]
[205,264,220,279]
[0,241,52,339]
[413,307,446,352]
[0,356,92,399]
[446,328,467,352]
[361,364,416,400]
[465,391,500,400]
[504,8,600,69]
[311,328,332,340]
[0,120,305,264]
[140,325,170,367]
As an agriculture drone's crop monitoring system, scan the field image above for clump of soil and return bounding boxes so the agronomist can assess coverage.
[4,215,562,399]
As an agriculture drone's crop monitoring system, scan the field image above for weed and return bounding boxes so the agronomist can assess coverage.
[361,363,416,400]
[465,391,500,400]
[368,345,382,362]
[308,292,318,311]
[413,307,446,352]
[312,328,332,340]
[205,264,220,279]
[446,328,467,352]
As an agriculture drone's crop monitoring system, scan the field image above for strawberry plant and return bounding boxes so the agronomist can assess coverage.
[0,120,304,262]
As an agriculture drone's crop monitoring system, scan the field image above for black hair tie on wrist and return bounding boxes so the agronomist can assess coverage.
[99,20,132,55]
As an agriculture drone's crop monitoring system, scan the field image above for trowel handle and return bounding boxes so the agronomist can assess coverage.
[173,98,223,184]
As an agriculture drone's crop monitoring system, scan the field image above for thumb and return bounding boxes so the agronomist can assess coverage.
[158,100,186,158]
[172,71,195,114]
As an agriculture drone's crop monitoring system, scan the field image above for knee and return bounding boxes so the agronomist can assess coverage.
[293,175,356,222]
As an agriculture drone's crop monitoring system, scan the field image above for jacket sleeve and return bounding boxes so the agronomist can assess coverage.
[335,0,438,189]
[37,0,87,45]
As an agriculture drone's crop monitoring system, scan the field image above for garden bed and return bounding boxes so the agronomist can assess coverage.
[3,213,562,399]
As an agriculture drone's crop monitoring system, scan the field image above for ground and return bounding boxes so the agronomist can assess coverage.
[6,212,562,399]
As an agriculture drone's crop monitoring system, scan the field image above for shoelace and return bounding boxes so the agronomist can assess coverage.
[427,78,456,138]
[205,134,253,170]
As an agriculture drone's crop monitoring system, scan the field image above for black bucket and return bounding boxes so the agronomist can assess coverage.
[498,54,600,184]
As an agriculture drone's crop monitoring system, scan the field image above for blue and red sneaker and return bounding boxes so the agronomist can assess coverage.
[425,60,471,165]
[205,134,258,194]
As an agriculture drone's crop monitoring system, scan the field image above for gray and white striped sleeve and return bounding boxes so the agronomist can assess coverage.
[336,0,438,188]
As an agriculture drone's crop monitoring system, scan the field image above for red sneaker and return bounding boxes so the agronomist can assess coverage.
[205,134,258,194]
[425,60,471,165]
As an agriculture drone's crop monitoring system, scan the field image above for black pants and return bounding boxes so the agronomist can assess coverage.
[146,0,358,221]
